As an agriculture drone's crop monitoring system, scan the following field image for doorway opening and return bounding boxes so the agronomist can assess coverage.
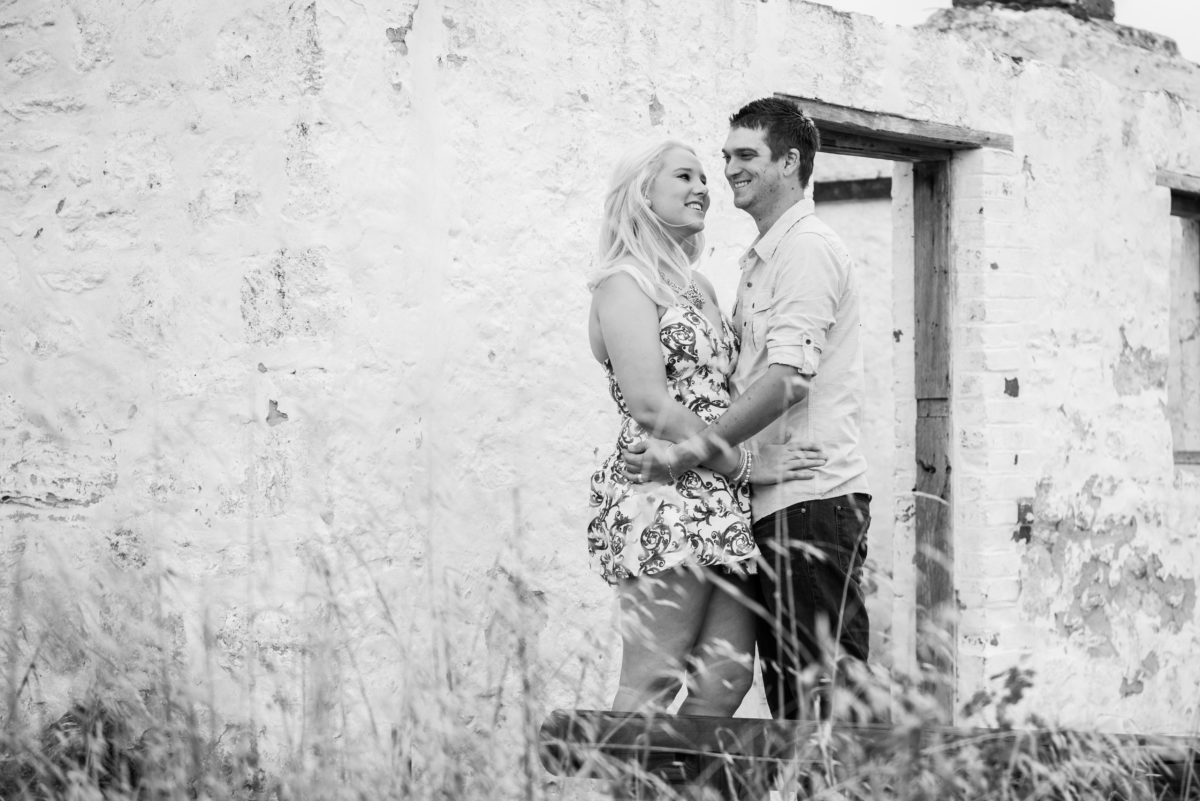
[782,93,1013,715]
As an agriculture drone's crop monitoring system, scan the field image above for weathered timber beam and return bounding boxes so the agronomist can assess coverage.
[818,130,951,162]
[539,709,1200,797]
[1157,170,1200,219]
[776,94,1014,160]
[1157,168,1200,195]
[540,709,828,775]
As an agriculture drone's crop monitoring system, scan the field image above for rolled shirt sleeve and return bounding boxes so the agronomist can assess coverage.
[763,231,846,378]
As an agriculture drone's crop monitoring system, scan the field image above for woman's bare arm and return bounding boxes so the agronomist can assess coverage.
[592,272,740,474]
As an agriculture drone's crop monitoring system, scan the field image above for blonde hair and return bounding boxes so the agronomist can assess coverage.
[589,139,703,305]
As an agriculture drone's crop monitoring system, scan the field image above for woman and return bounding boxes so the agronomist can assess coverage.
[586,139,763,717]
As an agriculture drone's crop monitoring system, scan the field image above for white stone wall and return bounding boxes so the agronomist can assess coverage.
[2,0,1200,741]
[962,85,1200,734]
[933,9,1200,732]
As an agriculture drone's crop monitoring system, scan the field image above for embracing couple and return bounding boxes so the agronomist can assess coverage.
[586,97,872,724]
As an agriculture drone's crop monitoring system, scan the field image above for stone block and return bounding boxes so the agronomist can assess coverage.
[951,0,1114,22]
[240,249,338,345]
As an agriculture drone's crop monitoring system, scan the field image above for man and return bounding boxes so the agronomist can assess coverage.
[623,97,871,720]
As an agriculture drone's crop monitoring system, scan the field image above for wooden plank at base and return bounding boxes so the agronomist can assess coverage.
[538,709,892,796]
[538,709,812,795]
[540,709,826,773]
[539,710,1200,798]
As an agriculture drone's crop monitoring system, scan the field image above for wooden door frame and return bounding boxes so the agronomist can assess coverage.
[1158,169,1200,466]
[776,94,1012,715]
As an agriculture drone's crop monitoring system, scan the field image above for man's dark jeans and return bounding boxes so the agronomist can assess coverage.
[752,493,871,720]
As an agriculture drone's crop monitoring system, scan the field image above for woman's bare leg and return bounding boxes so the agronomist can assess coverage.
[678,569,757,717]
[611,567,715,712]
[611,566,756,716]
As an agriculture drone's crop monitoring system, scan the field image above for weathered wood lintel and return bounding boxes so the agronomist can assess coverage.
[818,130,951,162]
[1157,168,1200,195]
[776,94,1014,161]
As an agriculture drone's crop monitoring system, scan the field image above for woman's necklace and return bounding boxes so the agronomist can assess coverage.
[658,269,706,309]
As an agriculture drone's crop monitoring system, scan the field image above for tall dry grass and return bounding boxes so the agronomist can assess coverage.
[1,519,1195,801]
[0,501,612,801]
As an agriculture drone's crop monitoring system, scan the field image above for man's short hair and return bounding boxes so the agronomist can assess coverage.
[729,97,820,187]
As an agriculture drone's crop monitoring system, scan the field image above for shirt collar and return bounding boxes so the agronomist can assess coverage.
[739,198,816,270]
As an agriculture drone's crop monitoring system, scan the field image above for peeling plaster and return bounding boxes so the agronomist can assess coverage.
[648,93,664,126]
[0,439,118,509]
[1113,325,1166,396]
[107,528,147,570]
[385,1,420,56]
[266,399,289,426]
[1022,477,1197,660]
[1120,652,1162,697]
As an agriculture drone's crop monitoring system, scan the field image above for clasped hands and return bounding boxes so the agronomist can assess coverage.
[621,436,826,485]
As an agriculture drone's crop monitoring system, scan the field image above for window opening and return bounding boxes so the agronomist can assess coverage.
[1167,186,1200,464]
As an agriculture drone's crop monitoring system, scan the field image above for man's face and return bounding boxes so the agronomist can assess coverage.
[721,126,785,218]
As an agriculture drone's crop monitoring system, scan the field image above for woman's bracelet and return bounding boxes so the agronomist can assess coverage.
[730,447,753,486]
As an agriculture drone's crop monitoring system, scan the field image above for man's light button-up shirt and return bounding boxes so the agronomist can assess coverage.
[731,198,869,514]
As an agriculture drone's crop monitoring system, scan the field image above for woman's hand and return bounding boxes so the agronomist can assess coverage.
[620,437,676,484]
[752,442,827,485]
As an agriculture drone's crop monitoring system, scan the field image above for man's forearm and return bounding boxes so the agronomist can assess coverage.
[674,365,809,468]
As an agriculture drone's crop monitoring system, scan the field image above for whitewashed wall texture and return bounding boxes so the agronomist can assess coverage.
[2,0,1200,750]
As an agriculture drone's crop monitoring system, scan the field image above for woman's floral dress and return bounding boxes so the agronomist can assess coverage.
[588,298,758,585]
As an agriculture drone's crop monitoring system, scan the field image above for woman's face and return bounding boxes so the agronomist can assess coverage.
[645,147,709,242]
